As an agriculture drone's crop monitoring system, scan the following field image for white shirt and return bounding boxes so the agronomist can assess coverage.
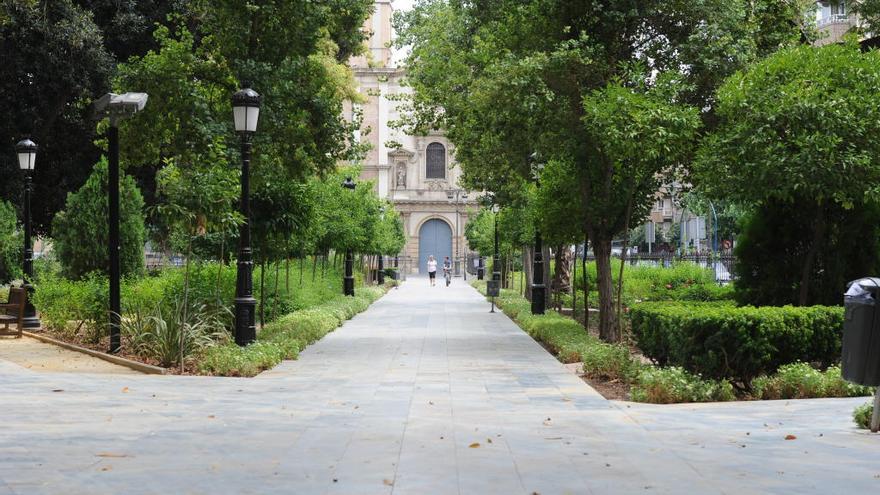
[427,260,437,273]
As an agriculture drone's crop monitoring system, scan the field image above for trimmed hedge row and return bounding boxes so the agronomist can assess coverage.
[199,286,386,376]
[630,302,842,384]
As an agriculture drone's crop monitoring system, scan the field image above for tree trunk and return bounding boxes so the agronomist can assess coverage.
[799,204,827,306]
[285,256,290,292]
[554,244,572,311]
[592,236,619,342]
[572,244,578,321]
[272,261,280,321]
[216,233,225,301]
[523,245,533,302]
[300,256,304,287]
[259,260,266,328]
[616,198,633,327]
[312,254,318,282]
[583,233,589,332]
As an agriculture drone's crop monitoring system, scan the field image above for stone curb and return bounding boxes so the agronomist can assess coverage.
[21,331,167,375]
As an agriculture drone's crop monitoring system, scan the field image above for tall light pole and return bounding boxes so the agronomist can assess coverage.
[491,203,500,313]
[342,177,356,296]
[231,87,261,346]
[15,139,39,328]
[92,92,149,353]
[446,189,468,278]
[377,206,385,285]
[530,153,545,315]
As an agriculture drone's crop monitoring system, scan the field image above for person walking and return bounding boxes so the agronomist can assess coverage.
[427,255,438,286]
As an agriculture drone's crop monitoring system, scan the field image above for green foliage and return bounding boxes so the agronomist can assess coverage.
[853,402,874,430]
[0,200,22,283]
[630,367,736,404]
[751,363,873,400]
[52,159,146,280]
[630,302,843,384]
[734,199,880,306]
[32,272,109,343]
[121,299,230,367]
[199,286,385,376]
[581,343,642,383]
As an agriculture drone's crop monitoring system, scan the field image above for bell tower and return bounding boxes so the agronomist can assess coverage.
[350,0,394,68]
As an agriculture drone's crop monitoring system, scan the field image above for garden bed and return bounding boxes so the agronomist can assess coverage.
[472,280,873,405]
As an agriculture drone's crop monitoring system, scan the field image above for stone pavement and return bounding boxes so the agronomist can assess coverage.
[0,278,876,495]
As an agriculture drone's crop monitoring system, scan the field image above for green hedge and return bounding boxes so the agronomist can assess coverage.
[631,302,842,384]
[199,286,386,376]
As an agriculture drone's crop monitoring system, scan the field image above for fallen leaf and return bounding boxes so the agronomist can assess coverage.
[785,435,797,441]
[469,442,480,449]
[121,387,129,393]
[383,479,394,486]
[52,389,64,393]
[96,453,130,458]
[207,415,215,419]
[100,466,112,472]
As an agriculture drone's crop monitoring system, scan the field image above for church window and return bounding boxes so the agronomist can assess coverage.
[426,142,446,179]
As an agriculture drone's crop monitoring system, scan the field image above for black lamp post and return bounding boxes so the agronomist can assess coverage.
[377,206,385,285]
[530,153,546,315]
[492,204,500,283]
[446,188,468,278]
[232,87,261,346]
[15,139,39,329]
[92,92,149,353]
[342,177,356,296]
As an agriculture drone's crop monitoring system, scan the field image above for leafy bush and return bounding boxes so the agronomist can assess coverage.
[32,272,109,342]
[199,342,288,377]
[630,366,735,404]
[0,200,22,283]
[734,198,880,306]
[199,286,386,376]
[631,302,842,384]
[121,299,230,367]
[582,343,642,382]
[853,402,874,430]
[52,158,146,280]
[751,363,873,400]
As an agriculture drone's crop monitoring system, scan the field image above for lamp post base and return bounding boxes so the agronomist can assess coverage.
[531,285,546,315]
[344,276,355,296]
[234,297,257,346]
[22,315,40,329]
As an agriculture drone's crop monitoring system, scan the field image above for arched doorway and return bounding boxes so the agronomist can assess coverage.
[418,219,452,274]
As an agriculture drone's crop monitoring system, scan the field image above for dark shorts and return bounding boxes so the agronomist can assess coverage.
[428,271,436,279]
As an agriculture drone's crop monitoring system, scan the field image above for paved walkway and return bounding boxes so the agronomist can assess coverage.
[0,279,876,494]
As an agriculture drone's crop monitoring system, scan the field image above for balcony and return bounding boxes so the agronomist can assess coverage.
[817,13,852,27]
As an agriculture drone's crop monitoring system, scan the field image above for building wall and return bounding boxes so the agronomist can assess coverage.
[346,2,479,272]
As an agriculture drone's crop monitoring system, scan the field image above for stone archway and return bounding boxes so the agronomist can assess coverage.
[418,218,452,274]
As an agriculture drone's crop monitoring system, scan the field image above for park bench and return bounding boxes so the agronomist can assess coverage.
[0,287,26,338]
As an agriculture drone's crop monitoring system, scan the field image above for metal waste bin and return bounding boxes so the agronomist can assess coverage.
[842,278,880,386]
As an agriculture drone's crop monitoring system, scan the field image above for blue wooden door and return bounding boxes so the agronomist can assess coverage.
[418,219,452,273]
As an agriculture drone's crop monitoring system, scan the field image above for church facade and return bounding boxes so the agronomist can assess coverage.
[344,1,479,274]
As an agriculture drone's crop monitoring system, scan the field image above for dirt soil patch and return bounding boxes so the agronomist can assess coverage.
[563,362,630,401]
[0,336,141,374]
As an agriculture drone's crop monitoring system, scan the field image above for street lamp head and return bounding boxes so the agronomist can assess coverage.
[15,139,37,171]
[93,93,149,123]
[232,87,261,134]
[491,204,500,214]
[341,176,356,190]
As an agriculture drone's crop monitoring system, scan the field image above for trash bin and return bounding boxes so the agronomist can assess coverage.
[842,277,880,386]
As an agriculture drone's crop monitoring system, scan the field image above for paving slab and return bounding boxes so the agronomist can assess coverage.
[0,278,876,494]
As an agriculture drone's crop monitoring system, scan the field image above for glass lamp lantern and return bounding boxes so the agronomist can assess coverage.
[232,87,261,134]
[15,139,37,172]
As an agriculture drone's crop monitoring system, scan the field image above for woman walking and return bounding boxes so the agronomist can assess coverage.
[427,255,438,286]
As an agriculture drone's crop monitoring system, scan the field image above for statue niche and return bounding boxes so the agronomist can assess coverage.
[396,163,407,188]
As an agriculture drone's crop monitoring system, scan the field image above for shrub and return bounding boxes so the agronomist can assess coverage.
[853,402,874,430]
[734,198,880,306]
[631,301,842,384]
[630,366,735,404]
[198,342,288,377]
[582,343,642,382]
[750,363,873,400]
[52,158,146,280]
[32,272,109,342]
[199,286,386,376]
[121,299,230,367]
[0,200,21,284]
